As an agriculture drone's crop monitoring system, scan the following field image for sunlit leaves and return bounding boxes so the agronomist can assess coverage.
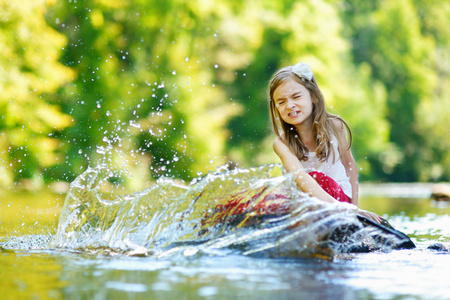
[0,0,448,187]
[0,0,75,183]
[341,0,443,181]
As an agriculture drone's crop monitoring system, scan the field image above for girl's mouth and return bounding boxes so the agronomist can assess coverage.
[288,111,300,117]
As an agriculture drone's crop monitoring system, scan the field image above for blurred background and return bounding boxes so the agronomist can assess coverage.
[1,0,449,191]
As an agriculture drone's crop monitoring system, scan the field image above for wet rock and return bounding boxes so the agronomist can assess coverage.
[431,183,450,201]
[427,243,450,252]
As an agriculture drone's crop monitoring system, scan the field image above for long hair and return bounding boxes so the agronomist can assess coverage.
[268,66,352,162]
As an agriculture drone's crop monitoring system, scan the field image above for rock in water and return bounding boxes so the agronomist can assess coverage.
[427,243,450,252]
[431,184,450,201]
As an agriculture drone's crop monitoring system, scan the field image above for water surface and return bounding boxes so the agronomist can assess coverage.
[1,167,450,300]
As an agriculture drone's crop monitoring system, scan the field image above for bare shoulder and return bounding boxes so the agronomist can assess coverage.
[273,133,287,146]
[273,136,286,152]
[330,117,345,132]
[272,136,302,170]
[273,136,293,157]
[329,116,351,148]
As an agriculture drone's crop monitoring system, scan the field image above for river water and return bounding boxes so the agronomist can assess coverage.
[1,164,450,300]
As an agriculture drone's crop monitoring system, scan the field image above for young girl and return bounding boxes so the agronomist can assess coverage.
[269,62,381,223]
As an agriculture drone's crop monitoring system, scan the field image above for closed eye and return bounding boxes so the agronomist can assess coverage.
[275,99,286,106]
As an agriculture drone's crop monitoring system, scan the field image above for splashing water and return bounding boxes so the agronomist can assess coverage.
[48,164,411,259]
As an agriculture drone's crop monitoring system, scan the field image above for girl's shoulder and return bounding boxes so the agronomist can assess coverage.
[327,115,351,148]
[327,115,345,130]
[273,133,287,145]
[273,135,293,155]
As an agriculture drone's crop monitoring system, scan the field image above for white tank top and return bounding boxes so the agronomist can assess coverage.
[302,136,352,198]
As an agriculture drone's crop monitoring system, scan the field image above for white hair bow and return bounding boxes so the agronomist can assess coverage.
[292,61,314,81]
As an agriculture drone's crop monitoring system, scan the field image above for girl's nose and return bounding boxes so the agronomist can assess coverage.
[287,98,295,108]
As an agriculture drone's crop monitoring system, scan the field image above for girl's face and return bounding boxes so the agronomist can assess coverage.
[273,78,314,129]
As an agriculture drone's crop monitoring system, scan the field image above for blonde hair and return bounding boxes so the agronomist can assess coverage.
[268,66,352,162]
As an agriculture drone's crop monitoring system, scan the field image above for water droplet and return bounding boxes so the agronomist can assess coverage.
[129,120,140,129]
[96,146,106,154]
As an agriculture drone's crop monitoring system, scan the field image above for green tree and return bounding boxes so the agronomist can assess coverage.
[0,0,74,186]
[3,0,447,187]
[45,0,242,187]
[414,0,450,181]
[341,0,441,181]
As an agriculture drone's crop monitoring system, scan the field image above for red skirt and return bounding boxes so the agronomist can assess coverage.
[200,171,351,229]
[309,171,350,203]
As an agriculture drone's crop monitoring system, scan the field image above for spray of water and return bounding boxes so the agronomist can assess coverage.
[46,163,411,259]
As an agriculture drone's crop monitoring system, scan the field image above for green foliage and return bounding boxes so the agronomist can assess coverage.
[0,0,448,187]
[414,0,450,181]
[44,0,242,187]
[341,0,447,181]
[0,0,74,185]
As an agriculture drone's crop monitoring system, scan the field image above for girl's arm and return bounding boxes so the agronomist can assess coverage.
[273,137,381,223]
[273,137,342,204]
[333,120,359,206]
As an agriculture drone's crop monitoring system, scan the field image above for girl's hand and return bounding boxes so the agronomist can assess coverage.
[357,209,382,224]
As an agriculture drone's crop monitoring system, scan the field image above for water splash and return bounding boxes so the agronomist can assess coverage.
[49,164,411,259]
